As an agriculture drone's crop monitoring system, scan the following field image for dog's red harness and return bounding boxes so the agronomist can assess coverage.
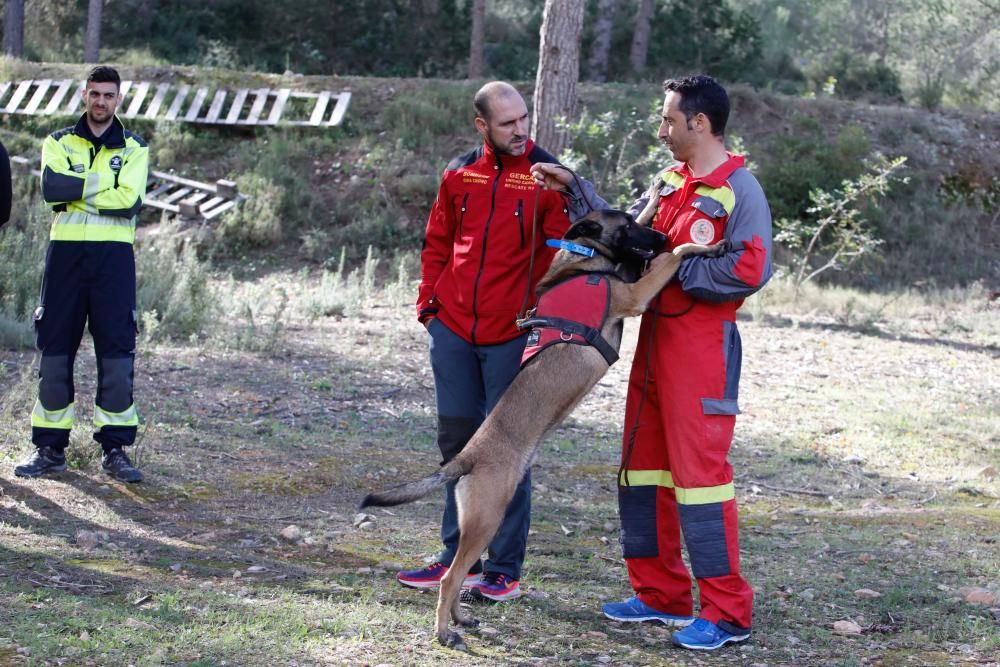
[519,273,620,368]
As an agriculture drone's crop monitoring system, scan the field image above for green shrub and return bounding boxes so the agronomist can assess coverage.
[0,184,49,347]
[379,87,470,149]
[559,103,672,207]
[810,51,904,103]
[775,154,908,291]
[135,230,217,341]
[757,117,872,222]
[225,285,289,353]
[216,174,286,250]
[149,121,200,171]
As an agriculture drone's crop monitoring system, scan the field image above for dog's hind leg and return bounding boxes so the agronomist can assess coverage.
[435,565,472,650]
[435,473,511,650]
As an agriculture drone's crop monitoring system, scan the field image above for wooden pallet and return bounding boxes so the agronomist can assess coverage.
[0,79,351,127]
[10,156,245,221]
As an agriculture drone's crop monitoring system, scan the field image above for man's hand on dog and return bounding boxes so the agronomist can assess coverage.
[530,163,572,191]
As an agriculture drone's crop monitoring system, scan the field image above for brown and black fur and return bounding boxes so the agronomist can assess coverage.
[360,209,726,650]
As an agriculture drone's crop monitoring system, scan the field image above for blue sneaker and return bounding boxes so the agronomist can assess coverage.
[602,596,694,627]
[671,618,751,650]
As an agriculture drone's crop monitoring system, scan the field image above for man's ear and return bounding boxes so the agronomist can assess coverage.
[474,116,487,137]
[694,112,710,134]
[564,218,602,241]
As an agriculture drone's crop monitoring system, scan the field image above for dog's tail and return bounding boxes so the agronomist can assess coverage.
[359,458,469,509]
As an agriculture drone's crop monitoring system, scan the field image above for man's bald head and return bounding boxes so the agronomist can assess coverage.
[474,81,524,121]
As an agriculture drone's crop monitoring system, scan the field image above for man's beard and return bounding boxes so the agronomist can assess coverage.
[488,129,527,156]
[88,108,113,124]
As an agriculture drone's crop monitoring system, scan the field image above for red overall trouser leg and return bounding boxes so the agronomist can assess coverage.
[617,305,753,632]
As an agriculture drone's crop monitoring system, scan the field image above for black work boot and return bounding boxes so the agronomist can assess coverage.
[102,448,143,483]
[14,446,68,478]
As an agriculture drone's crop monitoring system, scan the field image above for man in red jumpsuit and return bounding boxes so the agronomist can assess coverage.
[532,74,772,650]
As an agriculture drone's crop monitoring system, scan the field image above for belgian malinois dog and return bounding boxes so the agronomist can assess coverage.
[360,209,726,650]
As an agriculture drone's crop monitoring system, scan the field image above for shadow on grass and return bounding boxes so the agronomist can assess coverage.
[759,312,999,356]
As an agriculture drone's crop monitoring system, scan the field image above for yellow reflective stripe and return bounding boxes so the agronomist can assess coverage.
[31,400,75,429]
[83,172,104,205]
[619,468,735,505]
[94,404,139,428]
[50,211,136,243]
[675,482,735,505]
[694,184,736,215]
[619,469,674,488]
[661,170,685,188]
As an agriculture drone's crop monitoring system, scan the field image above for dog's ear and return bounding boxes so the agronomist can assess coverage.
[564,218,603,241]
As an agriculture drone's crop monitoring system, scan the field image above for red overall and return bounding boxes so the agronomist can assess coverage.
[619,154,771,635]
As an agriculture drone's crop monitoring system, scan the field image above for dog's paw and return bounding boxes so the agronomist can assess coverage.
[439,630,468,651]
[457,616,480,628]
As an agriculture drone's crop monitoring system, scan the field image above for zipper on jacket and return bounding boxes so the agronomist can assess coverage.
[458,192,470,237]
[469,154,503,345]
[516,199,524,248]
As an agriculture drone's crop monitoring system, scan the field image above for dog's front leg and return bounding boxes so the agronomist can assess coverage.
[614,253,684,316]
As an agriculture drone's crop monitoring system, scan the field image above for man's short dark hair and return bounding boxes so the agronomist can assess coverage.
[86,66,121,90]
[662,75,729,137]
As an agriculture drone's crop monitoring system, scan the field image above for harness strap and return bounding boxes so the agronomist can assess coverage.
[517,316,619,366]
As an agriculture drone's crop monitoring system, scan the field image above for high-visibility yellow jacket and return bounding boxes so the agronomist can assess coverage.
[40,114,148,244]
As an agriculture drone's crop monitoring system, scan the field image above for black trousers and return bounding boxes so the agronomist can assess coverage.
[31,241,138,452]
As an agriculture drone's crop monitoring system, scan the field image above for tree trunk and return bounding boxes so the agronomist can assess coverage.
[629,0,655,78]
[586,0,619,82]
[533,0,585,156]
[3,0,25,58]
[468,0,486,79]
[84,0,103,63]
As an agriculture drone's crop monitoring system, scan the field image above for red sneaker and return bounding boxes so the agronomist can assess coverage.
[396,562,483,590]
[470,572,522,601]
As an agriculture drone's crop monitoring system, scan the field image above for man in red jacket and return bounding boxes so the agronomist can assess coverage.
[398,81,571,601]
[532,75,772,650]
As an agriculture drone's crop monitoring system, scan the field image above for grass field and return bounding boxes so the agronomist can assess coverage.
[0,268,997,666]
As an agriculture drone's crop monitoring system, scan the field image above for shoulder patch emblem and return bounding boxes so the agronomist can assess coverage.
[690,219,716,245]
[109,156,123,172]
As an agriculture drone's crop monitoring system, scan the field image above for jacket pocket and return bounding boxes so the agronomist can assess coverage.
[691,195,727,218]
[700,320,742,415]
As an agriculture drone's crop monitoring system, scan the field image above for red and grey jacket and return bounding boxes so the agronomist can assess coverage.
[417,139,572,345]
[566,153,772,317]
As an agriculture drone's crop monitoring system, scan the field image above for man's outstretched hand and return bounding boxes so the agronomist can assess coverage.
[530,163,573,191]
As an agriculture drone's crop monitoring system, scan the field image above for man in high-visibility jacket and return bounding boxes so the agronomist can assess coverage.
[532,74,772,651]
[14,66,148,483]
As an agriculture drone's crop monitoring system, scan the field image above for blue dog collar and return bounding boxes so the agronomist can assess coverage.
[546,239,596,257]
